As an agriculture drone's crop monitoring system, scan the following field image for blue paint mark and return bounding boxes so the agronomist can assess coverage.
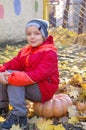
[14,0,21,16]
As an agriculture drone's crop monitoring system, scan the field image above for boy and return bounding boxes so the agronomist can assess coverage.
[0,19,59,129]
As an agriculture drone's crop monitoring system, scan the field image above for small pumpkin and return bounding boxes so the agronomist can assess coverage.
[76,102,86,111]
[33,94,73,118]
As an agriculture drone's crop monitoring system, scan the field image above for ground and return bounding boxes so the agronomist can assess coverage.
[0,40,86,130]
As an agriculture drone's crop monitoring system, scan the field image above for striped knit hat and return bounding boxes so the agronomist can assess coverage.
[26,19,49,38]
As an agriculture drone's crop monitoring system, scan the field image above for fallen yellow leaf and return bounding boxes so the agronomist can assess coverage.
[53,124,65,130]
[9,104,13,111]
[68,116,79,124]
[77,116,86,121]
[0,116,5,122]
[36,118,53,130]
[81,82,86,90]
[69,74,83,85]
[10,125,21,130]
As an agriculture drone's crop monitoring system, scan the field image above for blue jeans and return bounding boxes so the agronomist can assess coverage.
[0,81,41,116]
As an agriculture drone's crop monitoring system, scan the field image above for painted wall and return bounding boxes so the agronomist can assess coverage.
[0,0,43,44]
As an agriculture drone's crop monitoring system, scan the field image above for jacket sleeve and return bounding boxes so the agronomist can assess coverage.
[1,50,23,71]
[8,71,35,86]
[0,65,6,72]
[8,50,58,86]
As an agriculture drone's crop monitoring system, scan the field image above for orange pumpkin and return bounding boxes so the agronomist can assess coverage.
[33,94,73,118]
[76,102,86,111]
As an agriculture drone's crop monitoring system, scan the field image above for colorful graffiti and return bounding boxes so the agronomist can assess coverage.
[0,0,21,19]
[14,0,21,16]
[0,4,4,19]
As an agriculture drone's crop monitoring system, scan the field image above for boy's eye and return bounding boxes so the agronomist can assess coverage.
[26,32,31,36]
[26,32,41,36]
[35,32,40,35]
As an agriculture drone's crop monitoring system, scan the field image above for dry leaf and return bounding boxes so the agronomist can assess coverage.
[77,116,86,121]
[81,83,86,90]
[53,124,65,130]
[36,118,53,130]
[68,116,79,124]
[10,125,21,130]
[80,122,86,130]
[68,105,78,117]
[69,90,79,99]
[0,116,5,122]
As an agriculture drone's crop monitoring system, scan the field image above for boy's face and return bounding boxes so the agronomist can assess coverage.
[26,26,44,47]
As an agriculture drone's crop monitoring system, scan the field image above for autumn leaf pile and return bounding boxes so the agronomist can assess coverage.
[0,28,86,130]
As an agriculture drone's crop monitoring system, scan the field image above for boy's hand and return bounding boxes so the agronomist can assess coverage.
[0,71,10,85]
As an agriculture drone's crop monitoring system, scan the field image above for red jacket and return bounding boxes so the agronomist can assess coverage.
[0,36,59,103]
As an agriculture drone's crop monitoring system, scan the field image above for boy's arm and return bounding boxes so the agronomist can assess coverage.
[8,51,59,86]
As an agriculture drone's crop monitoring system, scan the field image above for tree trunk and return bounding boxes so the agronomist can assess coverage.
[62,0,70,28]
[78,0,86,34]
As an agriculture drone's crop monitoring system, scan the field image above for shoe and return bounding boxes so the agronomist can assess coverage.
[19,116,29,130]
[0,107,9,117]
[1,113,18,129]
[1,112,29,130]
